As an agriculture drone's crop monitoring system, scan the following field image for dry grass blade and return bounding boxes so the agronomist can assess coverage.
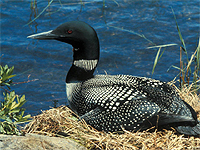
[108,25,155,45]
[147,43,177,49]
[24,86,200,149]
[148,44,178,75]
[152,47,162,75]
[186,48,197,75]
[196,38,200,70]
[25,0,54,26]
[193,38,200,91]
[171,7,187,53]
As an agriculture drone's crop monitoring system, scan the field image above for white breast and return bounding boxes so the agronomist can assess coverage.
[66,83,78,103]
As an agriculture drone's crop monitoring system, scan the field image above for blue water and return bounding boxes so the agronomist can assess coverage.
[1,0,199,115]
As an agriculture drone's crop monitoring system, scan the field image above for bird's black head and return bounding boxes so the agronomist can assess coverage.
[28,21,100,61]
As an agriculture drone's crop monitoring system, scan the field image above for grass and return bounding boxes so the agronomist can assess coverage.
[150,8,200,94]
[170,7,199,93]
[108,8,199,94]
[24,85,200,149]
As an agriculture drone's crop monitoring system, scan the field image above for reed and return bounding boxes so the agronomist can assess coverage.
[151,8,200,94]
[25,0,54,26]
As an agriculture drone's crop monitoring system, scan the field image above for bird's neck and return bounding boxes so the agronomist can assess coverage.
[66,35,100,83]
[66,59,98,83]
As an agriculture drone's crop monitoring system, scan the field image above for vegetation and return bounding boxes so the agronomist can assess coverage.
[0,65,16,88]
[0,65,31,135]
[151,8,200,94]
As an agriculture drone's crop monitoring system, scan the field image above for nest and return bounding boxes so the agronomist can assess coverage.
[24,86,200,149]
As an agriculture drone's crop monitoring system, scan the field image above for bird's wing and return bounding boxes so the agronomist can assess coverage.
[80,75,197,132]
[80,96,161,132]
[175,120,200,136]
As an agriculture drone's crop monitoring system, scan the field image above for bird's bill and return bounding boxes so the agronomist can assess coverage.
[27,30,58,40]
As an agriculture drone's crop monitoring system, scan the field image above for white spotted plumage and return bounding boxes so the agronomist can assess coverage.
[66,74,194,132]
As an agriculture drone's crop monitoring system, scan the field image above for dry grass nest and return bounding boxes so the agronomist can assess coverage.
[24,85,200,150]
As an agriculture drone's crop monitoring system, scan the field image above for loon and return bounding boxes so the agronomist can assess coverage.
[28,21,200,136]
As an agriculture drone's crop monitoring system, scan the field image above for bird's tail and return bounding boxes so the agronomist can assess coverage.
[175,120,200,137]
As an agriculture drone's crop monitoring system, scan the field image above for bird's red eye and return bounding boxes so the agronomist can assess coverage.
[67,30,73,34]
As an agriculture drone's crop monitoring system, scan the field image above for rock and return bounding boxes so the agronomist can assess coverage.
[0,133,86,150]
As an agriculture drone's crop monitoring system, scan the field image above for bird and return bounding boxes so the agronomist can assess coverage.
[27,21,200,136]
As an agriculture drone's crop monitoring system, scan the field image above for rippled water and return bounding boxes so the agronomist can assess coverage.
[1,0,199,115]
